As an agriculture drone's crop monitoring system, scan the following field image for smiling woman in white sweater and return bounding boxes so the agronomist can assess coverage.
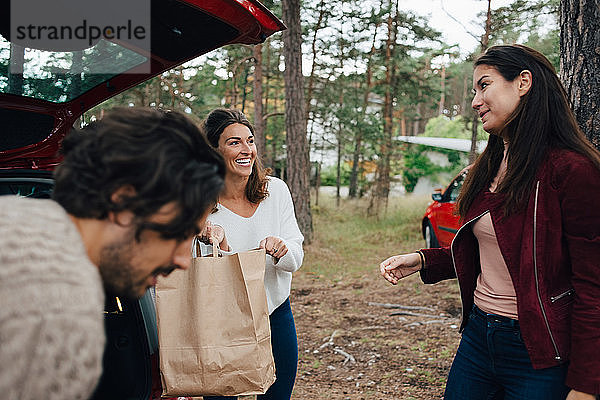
[201,108,304,400]
[208,177,304,313]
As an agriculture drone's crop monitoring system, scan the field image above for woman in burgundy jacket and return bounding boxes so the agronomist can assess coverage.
[380,45,600,400]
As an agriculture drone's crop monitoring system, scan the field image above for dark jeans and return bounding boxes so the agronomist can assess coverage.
[444,305,569,400]
[204,298,298,400]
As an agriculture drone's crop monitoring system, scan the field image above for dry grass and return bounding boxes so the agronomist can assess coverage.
[305,194,431,281]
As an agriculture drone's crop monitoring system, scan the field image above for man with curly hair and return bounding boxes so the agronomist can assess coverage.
[0,108,225,400]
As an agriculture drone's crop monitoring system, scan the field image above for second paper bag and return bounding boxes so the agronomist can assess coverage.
[156,243,276,397]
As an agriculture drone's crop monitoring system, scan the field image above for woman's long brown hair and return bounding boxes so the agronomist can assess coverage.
[202,108,270,204]
[457,44,600,217]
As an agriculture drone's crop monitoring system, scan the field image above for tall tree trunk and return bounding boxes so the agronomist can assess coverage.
[349,19,379,198]
[155,75,162,108]
[282,0,313,242]
[400,113,406,136]
[264,40,273,169]
[314,161,321,206]
[336,90,344,207]
[271,138,277,174]
[468,114,479,163]
[461,74,469,116]
[412,58,429,135]
[413,100,422,135]
[469,0,492,163]
[335,38,346,207]
[170,74,176,108]
[369,0,396,218]
[253,44,267,161]
[438,64,446,115]
[560,0,600,146]
[348,133,362,198]
[241,68,249,113]
[336,124,342,207]
[229,56,253,109]
[305,0,326,123]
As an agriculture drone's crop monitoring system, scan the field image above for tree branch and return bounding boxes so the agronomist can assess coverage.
[440,0,481,42]
[262,111,284,121]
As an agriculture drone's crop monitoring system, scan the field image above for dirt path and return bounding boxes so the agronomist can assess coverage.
[291,269,462,399]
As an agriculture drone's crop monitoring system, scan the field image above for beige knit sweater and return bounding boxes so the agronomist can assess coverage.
[0,197,105,400]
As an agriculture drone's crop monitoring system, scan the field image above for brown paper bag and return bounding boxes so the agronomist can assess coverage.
[155,239,275,397]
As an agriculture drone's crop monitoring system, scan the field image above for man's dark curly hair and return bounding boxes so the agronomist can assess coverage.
[53,107,225,241]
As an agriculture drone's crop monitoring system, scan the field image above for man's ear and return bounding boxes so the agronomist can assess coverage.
[518,70,532,97]
[108,185,137,226]
[110,185,136,205]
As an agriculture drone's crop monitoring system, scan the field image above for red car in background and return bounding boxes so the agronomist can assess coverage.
[0,1,284,399]
[421,168,468,248]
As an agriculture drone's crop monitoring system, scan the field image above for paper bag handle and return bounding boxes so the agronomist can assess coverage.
[192,235,220,258]
[192,236,201,258]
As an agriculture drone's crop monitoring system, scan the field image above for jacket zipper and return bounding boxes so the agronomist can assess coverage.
[532,181,562,361]
[550,289,574,303]
[450,210,490,330]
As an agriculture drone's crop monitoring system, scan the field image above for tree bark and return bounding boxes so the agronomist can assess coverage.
[282,0,313,242]
[461,74,469,116]
[253,44,267,161]
[369,0,396,218]
[349,19,379,198]
[468,115,479,164]
[314,161,321,206]
[469,0,492,163]
[438,64,446,115]
[305,0,327,123]
[241,68,249,113]
[560,0,600,146]
[336,90,344,207]
[264,40,273,168]
[412,102,420,135]
[228,55,253,108]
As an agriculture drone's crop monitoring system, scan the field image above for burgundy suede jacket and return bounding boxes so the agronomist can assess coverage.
[420,149,600,394]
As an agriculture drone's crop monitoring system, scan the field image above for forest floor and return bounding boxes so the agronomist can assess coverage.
[288,194,462,400]
[290,264,461,400]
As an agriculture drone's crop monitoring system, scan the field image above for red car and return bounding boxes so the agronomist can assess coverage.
[421,168,468,248]
[0,2,284,399]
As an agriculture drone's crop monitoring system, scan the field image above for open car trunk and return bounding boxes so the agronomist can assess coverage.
[0,0,285,169]
[0,1,284,399]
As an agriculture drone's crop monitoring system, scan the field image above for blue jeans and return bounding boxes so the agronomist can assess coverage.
[444,305,569,400]
[204,298,298,400]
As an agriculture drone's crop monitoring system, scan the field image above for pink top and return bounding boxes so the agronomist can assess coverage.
[473,143,517,319]
[472,212,518,319]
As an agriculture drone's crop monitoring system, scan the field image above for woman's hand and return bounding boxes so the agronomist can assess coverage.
[259,236,287,263]
[198,222,230,251]
[566,390,596,400]
[379,253,422,285]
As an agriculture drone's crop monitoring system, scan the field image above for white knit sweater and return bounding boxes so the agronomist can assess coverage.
[0,197,105,400]
[207,177,304,314]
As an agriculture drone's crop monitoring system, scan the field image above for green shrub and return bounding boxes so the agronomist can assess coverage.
[422,115,486,141]
[401,145,466,193]
[320,163,351,186]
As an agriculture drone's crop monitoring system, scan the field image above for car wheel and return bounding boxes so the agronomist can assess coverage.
[425,221,439,248]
